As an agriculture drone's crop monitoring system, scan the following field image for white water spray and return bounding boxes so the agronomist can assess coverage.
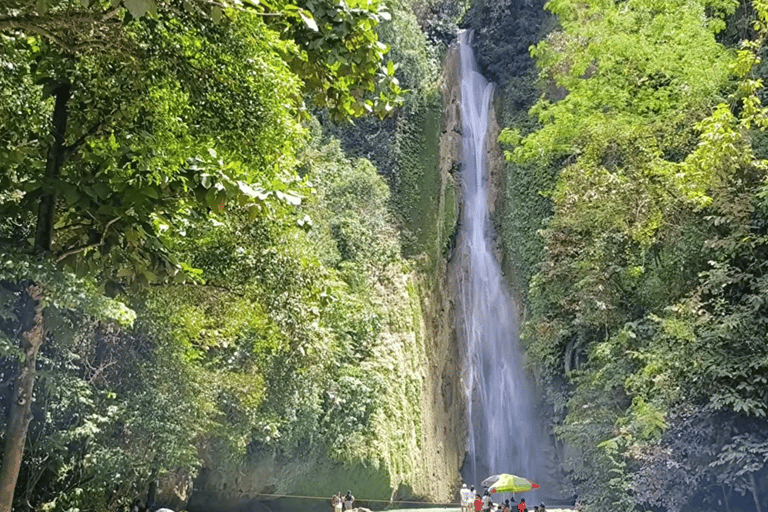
[456,31,546,501]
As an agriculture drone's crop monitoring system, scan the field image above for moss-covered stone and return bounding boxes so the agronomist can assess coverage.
[392,91,445,260]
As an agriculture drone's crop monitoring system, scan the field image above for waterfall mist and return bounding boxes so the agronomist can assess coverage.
[455,31,552,504]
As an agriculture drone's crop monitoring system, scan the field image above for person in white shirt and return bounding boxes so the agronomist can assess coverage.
[460,484,473,512]
[482,490,493,512]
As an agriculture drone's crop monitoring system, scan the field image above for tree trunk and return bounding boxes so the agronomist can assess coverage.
[146,462,159,511]
[750,473,762,512]
[0,80,70,512]
[90,321,117,385]
[34,81,71,254]
[0,285,45,512]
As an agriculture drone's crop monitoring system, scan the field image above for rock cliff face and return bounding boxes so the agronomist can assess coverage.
[186,42,470,512]
[462,0,551,87]
[462,0,553,306]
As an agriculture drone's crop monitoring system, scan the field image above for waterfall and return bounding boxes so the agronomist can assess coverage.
[456,31,547,503]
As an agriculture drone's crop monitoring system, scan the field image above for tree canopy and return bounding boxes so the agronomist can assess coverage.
[0,0,427,508]
[499,0,768,508]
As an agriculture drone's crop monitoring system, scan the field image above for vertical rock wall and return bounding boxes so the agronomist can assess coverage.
[187,41,471,512]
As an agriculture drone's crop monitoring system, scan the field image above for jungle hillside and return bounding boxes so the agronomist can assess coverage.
[1,0,768,510]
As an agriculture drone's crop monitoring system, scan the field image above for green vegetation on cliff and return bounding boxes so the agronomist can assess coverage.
[494,0,768,508]
[0,0,458,509]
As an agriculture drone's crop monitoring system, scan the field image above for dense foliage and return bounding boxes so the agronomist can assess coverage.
[499,0,768,508]
[0,0,450,509]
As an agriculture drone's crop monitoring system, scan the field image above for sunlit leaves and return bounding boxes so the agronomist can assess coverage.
[0,0,424,507]
[0,252,135,326]
[234,0,407,120]
[512,0,768,508]
[0,5,312,292]
[124,0,156,18]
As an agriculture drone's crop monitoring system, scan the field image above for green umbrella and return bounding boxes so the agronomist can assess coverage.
[481,473,540,494]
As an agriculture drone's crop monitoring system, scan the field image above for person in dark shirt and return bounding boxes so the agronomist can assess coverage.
[343,491,355,510]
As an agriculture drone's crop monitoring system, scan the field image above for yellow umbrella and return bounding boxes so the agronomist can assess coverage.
[481,473,540,494]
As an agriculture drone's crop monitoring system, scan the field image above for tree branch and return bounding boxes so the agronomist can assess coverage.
[53,220,94,232]
[0,19,75,52]
[0,9,121,29]
[0,9,125,53]
[99,6,121,22]
[54,216,120,263]
[64,109,119,160]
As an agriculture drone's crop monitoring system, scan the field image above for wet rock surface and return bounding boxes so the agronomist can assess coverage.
[461,0,552,88]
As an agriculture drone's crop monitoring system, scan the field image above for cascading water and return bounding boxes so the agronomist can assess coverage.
[456,31,550,504]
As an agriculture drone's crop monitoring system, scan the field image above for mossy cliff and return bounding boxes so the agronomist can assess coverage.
[187,42,468,512]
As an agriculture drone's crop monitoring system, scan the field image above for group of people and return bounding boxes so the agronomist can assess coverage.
[460,484,547,512]
[330,484,547,512]
[331,490,355,512]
